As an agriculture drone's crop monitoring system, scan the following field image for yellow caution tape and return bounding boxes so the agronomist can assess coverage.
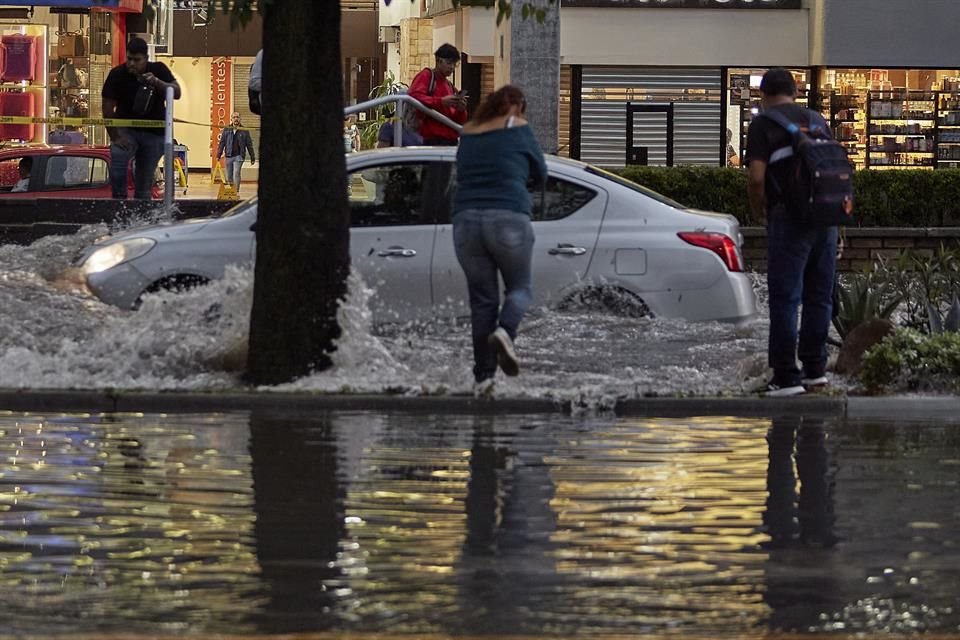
[173,117,260,130]
[0,115,165,128]
[0,115,262,129]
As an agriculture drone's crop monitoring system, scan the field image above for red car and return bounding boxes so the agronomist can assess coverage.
[0,145,160,199]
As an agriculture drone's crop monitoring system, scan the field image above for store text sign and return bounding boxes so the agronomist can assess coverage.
[562,0,801,8]
[211,58,232,164]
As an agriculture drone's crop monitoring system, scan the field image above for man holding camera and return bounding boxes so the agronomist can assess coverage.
[102,37,181,200]
[409,43,468,145]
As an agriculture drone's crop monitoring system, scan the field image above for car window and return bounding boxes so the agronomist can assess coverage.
[349,161,454,226]
[529,177,598,222]
[45,156,108,189]
[0,157,26,192]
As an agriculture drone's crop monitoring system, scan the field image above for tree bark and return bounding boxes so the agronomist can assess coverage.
[246,0,351,385]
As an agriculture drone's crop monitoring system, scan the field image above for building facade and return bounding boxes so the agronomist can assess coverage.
[382,0,960,168]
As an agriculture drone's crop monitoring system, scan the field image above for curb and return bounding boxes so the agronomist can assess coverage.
[5,390,951,419]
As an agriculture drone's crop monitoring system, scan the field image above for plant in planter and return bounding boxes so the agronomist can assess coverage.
[358,71,408,150]
[860,328,960,393]
[874,245,960,332]
[832,269,901,341]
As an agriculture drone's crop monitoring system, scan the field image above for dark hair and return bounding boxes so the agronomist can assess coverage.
[126,36,148,56]
[471,85,526,125]
[18,157,31,171]
[434,43,459,62]
[759,68,796,98]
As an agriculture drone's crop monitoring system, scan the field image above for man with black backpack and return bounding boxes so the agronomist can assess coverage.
[408,43,468,145]
[746,68,854,397]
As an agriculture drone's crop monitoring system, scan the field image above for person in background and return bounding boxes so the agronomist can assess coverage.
[216,111,255,192]
[452,85,547,396]
[102,36,181,200]
[746,68,837,397]
[343,116,360,153]
[11,157,31,193]
[408,43,468,145]
[726,128,741,167]
[376,104,423,148]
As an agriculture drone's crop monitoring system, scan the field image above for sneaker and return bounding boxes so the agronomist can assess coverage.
[802,375,829,388]
[488,327,519,377]
[759,380,806,397]
[473,378,496,399]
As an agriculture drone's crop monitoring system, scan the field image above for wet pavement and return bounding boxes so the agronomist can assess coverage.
[0,410,957,636]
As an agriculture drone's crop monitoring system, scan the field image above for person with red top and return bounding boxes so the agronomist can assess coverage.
[408,43,468,145]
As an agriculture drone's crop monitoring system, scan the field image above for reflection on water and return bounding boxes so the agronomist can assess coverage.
[0,411,957,635]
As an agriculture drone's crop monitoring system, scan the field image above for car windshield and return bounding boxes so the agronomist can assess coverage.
[219,196,258,218]
[585,166,684,209]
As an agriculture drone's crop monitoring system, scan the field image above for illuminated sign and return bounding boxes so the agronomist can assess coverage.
[562,0,801,8]
[211,58,233,161]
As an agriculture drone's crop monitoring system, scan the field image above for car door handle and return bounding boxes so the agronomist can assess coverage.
[378,247,417,258]
[548,244,587,256]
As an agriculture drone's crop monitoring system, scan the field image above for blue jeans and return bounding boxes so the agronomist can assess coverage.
[453,209,535,383]
[766,208,838,385]
[226,156,244,190]
[110,128,164,200]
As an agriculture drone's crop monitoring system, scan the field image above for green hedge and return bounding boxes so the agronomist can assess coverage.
[614,166,960,227]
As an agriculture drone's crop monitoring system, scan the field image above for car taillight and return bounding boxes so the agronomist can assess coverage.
[677,231,743,272]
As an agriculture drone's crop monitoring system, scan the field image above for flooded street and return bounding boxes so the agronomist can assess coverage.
[0,224,772,398]
[0,410,957,636]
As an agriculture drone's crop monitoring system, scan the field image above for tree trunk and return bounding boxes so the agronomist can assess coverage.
[246,0,350,385]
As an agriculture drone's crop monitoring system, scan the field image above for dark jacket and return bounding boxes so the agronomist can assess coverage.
[217,127,256,162]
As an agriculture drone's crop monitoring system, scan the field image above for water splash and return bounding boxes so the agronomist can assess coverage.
[0,224,779,396]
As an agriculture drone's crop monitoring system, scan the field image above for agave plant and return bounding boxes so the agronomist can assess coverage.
[927,294,960,334]
[832,271,902,341]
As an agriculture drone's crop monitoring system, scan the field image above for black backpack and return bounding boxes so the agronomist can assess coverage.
[763,107,855,227]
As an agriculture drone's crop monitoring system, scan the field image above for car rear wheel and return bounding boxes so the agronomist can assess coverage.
[556,285,651,318]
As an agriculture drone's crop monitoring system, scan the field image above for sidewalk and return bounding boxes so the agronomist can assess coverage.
[1,388,957,420]
[175,174,257,200]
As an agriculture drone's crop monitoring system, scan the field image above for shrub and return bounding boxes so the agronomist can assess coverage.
[860,328,960,393]
[614,166,960,227]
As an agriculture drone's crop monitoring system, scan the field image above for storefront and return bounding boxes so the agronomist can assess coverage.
[0,1,141,146]
[817,68,960,170]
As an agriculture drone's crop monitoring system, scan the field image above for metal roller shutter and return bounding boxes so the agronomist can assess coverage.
[478,64,572,157]
[581,67,721,167]
[233,62,261,162]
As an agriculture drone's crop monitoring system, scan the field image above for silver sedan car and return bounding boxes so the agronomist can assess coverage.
[76,147,757,323]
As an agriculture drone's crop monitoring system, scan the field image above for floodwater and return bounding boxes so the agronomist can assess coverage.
[0,410,957,636]
[0,223,773,398]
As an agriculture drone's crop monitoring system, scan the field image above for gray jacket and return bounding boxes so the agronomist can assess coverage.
[217,127,255,162]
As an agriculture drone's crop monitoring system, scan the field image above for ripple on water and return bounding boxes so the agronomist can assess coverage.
[0,413,959,634]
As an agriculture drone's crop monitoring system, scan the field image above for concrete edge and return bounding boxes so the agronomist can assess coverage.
[1,390,956,420]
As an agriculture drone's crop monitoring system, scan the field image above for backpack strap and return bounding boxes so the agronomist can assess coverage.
[761,107,804,165]
[428,69,436,96]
